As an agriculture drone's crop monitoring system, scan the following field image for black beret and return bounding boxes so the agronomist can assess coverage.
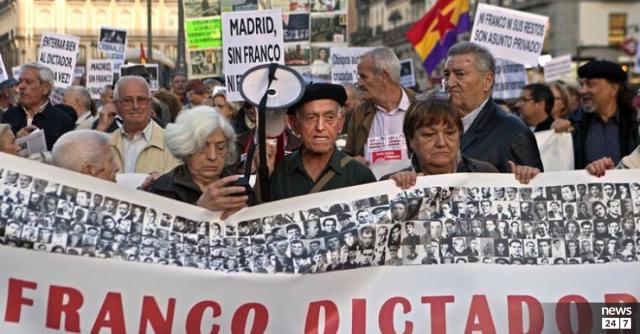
[287,83,347,115]
[0,78,17,90]
[577,60,627,83]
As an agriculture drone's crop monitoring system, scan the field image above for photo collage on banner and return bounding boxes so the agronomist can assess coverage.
[277,0,348,82]
[184,0,224,79]
[1,163,639,274]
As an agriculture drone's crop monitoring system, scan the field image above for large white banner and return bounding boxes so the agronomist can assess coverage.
[471,4,549,66]
[222,9,284,101]
[38,32,80,89]
[0,245,638,333]
[535,130,575,172]
[1,153,640,331]
[329,47,372,84]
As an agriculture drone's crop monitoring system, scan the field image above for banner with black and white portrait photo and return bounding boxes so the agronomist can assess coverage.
[1,152,639,332]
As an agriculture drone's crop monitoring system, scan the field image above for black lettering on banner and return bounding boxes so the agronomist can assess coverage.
[331,55,351,66]
[332,72,353,82]
[226,75,237,92]
[242,44,281,63]
[474,30,488,43]
[228,46,243,65]
[229,16,277,37]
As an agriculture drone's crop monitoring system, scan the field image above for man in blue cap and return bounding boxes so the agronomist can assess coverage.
[263,82,376,201]
[0,78,19,119]
[571,59,639,169]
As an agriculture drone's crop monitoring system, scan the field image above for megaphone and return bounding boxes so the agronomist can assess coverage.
[239,63,305,202]
[240,63,305,137]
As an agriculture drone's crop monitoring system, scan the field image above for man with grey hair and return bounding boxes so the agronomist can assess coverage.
[345,47,415,164]
[108,75,180,174]
[0,78,19,117]
[2,63,76,150]
[51,130,119,182]
[63,86,97,129]
[443,41,542,174]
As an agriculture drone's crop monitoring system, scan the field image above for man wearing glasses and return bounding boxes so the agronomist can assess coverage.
[516,83,555,132]
[262,83,376,201]
[109,76,180,174]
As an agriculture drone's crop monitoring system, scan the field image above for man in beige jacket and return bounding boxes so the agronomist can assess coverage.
[109,76,180,175]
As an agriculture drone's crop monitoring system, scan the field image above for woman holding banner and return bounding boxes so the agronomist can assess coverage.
[147,107,248,219]
[385,96,540,189]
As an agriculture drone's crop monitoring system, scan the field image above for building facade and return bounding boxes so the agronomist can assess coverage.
[351,0,640,90]
[0,0,180,70]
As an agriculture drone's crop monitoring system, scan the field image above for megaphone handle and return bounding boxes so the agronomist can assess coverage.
[257,63,279,203]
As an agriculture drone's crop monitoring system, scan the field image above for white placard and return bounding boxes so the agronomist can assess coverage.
[15,129,47,156]
[11,65,20,79]
[0,53,8,82]
[329,47,372,83]
[535,130,574,172]
[399,59,416,88]
[222,9,285,101]
[492,58,528,99]
[544,54,572,82]
[471,3,549,66]
[98,27,127,54]
[86,60,114,99]
[38,32,80,89]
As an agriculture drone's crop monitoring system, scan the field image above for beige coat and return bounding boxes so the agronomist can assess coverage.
[110,121,181,174]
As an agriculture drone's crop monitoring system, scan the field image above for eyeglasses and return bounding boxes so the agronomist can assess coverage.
[118,96,151,107]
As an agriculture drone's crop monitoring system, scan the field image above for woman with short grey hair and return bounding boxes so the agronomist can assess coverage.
[0,124,20,155]
[148,106,248,218]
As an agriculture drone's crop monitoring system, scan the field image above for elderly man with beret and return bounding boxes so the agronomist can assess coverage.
[570,60,639,169]
[262,83,376,201]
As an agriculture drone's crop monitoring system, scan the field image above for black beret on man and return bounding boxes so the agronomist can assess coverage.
[577,60,627,83]
[287,83,347,115]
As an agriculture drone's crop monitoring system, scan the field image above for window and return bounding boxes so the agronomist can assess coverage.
[608,13,626,46]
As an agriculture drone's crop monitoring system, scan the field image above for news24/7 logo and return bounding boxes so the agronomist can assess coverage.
[601,305,632,329]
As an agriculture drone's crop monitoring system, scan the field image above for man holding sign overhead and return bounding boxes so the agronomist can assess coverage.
[1,63,75,150]
[443,42,543,173]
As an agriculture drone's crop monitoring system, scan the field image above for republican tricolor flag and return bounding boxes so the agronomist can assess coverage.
[406,0,470,75]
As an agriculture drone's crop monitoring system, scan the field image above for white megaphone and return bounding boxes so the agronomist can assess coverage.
[239,64,305,138]
[239,63,305,202]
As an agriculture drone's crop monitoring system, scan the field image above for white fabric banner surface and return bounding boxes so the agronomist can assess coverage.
[1,153,640,332]
[0,245,638,333]
[471,4,549,66]
[535,130,575,171]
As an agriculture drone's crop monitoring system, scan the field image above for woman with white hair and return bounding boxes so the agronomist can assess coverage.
[148,106,248,218]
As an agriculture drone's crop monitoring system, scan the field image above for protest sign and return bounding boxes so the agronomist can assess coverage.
[120,63,159,91]
[0,152,639,333]
[471,3,548,65]
[222,9,284,101]
[535,130,574,171]
[98,27,127,54]
[492,58,528,99]
[222,0,258,12]
[11,66,20,80]
[184,0,221,18]
[15,129,46,156]
[399,59,416,88]
[329,47,372,83]
[38,32,80,89]
[73,66,85,81]
[544,54,572,82]
[0,53,8,81]
[283,12,310,43]
[86,60,114,99]
[185,17,222,49]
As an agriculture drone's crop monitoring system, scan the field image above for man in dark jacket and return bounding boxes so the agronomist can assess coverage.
[570,60,639,169]
[443,42,543,173]
[2,63,75,150]
[516,83,555,132]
